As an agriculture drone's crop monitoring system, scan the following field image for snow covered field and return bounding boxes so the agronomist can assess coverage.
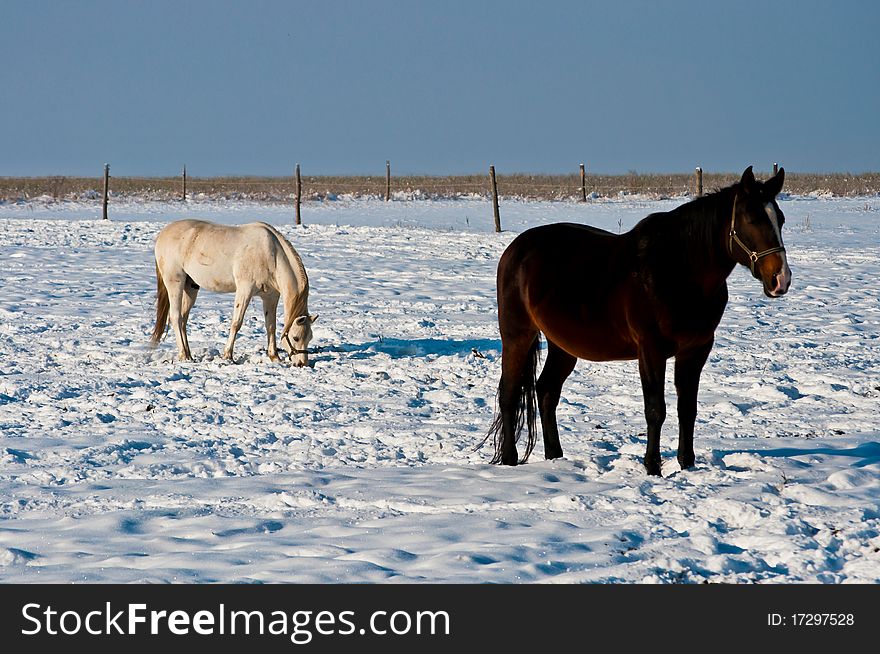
[1,194,878,583]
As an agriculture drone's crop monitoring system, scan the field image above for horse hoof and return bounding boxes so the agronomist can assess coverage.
[678,456,695,470]
[644,460,662,476]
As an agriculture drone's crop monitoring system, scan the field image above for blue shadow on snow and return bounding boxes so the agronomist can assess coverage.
[317,337,501,360]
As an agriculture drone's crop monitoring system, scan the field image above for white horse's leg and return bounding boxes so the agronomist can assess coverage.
[261,291,281,361]
[181,283,199,330]
[222,285,255,361]
[165,278,193,361]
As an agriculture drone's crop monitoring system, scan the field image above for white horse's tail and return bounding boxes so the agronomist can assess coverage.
[151,261,169,345]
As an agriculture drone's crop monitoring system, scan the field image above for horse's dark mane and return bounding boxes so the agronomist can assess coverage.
[638,183,738,272]
[677,185,735,249]
[680,183,739,214]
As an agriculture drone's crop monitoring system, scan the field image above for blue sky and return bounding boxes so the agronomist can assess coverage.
[1,1,877,176]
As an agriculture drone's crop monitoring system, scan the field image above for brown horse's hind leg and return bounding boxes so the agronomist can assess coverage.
[492,330,540,465]
[674,340,713,470]
[638,342,668,476]
[536,339,577,460]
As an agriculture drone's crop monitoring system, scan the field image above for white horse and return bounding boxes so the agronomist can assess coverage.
[151,219,317,365]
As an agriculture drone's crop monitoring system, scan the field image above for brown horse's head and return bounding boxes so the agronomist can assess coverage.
[730,166,791,298]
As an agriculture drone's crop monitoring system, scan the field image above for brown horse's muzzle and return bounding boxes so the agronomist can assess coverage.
[758,254,791,298]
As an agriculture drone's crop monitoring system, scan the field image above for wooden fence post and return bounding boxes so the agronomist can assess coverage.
[102,163,110,220]
[489,165,501,232]
[695,166,703,197]
[295,163,302,225]
[385,160,391,201]
[580,163,587,202]
[182,165,187,201]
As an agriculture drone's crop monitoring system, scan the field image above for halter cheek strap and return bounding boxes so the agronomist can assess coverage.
[283,333,310,355]
[728,195,786,275]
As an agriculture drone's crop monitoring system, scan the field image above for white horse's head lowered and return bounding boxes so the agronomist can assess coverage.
[282,314,318,366]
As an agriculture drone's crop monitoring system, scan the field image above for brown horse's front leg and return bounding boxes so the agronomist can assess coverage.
[638,344,667,476]
[674,340,714,470]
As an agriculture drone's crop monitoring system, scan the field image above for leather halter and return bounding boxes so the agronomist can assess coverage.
[283,333,310,356]
[728,194,786,275]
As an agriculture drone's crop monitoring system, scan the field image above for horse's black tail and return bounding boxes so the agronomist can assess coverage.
[485,335,540,464]
[150,261,169,345]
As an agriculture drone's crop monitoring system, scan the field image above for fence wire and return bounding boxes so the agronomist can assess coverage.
[2,171,878,202]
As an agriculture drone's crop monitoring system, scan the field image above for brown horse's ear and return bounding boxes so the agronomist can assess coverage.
[740,166,757,194]
[309,314,319,324]
[765,167,785,197]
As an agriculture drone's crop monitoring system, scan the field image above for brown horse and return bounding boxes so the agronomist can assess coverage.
[486,166,790,475]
